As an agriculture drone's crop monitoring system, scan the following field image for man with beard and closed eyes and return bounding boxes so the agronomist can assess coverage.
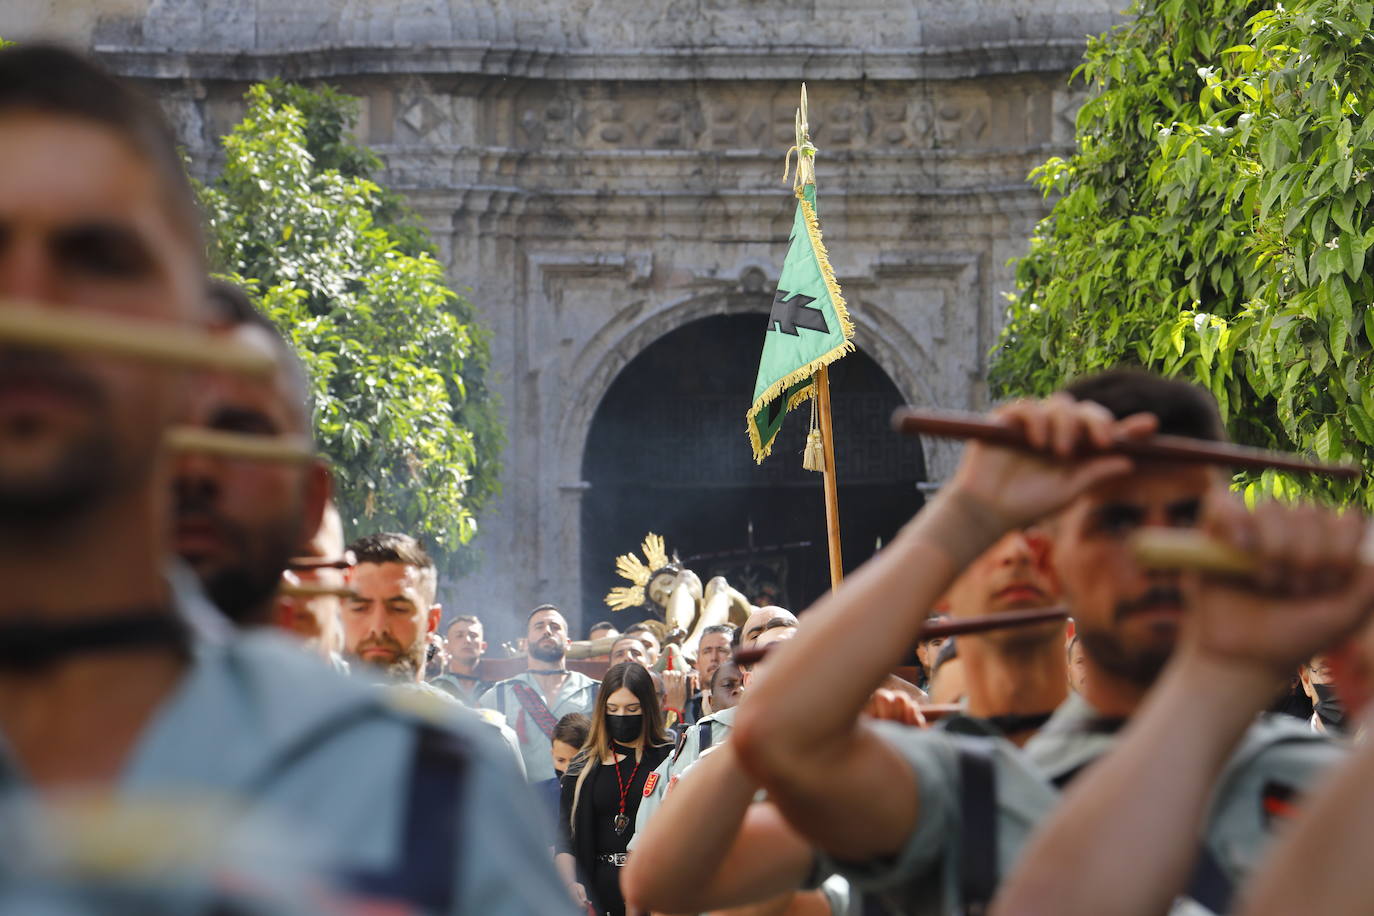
[0,45,571,915]
[734,369,1351,916]
[173,280,331,626]
[345,531,527,776]
[482,605,599,781]
[343,532,443,683]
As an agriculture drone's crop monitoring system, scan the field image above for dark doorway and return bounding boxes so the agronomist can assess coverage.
[580,312,926,633]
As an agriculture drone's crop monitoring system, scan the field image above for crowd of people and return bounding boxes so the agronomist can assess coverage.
[7,40,1374,916]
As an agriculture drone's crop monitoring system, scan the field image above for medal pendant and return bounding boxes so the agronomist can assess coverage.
[614,814,629,835]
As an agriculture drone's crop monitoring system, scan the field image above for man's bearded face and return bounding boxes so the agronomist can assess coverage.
[0,114,206,528]
[527,609,569,663]
[344,562,435,680]
[1052,466,1215,687]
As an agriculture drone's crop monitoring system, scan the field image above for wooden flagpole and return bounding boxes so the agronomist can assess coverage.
[794,85,845,590]
[816,365,844,588]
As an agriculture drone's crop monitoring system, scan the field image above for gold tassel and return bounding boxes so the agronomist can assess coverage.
[802,390,825,472]
[803,429,825,472]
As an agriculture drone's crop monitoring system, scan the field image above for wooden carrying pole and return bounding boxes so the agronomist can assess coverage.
[816,366,844,588]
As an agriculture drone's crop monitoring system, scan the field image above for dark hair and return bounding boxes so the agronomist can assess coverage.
[588,662,669,753]
[932,637,959,676]
[587,620,616,636]
[0,44,203,260]
[553,712,590,749]
[206,279,313,430]
[347,532,437,605]
[527,603,562,624]
[709,658,742,691]
[446,615,481,634]
[206,280,259,325]
[1064,369,1225,442]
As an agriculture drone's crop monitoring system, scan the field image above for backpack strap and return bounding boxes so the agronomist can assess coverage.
[1184,844,1233,914]
[699,720,715,756]
[956,743,998,916]
[344,726,469,911]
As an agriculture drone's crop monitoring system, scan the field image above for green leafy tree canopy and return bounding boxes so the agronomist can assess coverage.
[994,0,1374,506]
[200,83,502,566]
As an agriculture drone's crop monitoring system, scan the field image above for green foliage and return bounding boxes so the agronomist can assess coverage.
[993,0,1374,506]
[199,83,503,568]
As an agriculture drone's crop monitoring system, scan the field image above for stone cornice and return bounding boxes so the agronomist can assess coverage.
[94,38,1090,83]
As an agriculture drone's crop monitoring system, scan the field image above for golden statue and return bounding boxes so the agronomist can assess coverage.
[600,533,753,667]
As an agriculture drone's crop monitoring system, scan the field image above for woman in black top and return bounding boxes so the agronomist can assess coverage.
[556,662,674,915]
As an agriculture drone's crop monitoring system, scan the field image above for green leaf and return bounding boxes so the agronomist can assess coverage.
[991,0,1374,515]
[1315,418,1337,462]
[201,81,503,578]
[1337,154,1355,191]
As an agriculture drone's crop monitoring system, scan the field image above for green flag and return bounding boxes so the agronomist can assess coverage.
[746,182,854,462]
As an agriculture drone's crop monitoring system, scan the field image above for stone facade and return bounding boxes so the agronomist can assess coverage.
[5,0,1121,640]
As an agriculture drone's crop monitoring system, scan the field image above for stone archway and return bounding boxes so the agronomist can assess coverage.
[579,312,926,625]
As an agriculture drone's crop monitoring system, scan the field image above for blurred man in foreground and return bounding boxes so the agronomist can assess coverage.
[0,44,569,914]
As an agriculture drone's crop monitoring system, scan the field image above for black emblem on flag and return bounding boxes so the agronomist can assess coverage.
[768,289,829,336]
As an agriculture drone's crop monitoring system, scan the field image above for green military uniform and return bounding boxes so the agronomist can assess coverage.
[481,670,598,782]
[633,704,737,841]
[825,693,1344,915]
[430,671,494,707]
[0,573,576,915]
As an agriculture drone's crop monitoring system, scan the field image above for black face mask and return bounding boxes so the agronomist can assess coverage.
[606,713,643,744]
[1312,684,1347,731]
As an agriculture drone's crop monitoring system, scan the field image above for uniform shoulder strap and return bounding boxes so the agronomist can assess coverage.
[344,725,469,911]
[699,719,715,755]
[956,742,998,916]
[1184,844,1232,914]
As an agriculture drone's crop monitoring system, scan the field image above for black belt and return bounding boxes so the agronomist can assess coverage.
[598,853,628,866]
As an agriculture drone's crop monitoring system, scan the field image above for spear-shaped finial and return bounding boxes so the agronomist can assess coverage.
[784,83,818,189]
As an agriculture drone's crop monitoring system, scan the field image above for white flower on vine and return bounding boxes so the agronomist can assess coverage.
[1326,237,1341,250]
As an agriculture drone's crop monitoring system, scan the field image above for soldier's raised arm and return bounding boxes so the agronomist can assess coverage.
[731,396,1152,861]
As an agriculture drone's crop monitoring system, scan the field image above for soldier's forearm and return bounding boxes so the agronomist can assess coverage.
[624,744,811,912]
[734,491,998,784]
